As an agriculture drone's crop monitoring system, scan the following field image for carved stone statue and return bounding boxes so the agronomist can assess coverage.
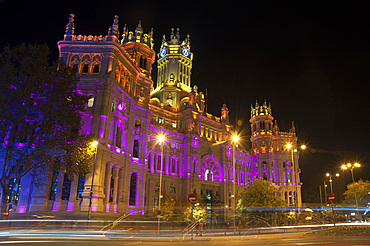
[166,92,173,107]
[221,104,229,123]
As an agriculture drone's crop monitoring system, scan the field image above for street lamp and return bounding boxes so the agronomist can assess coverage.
[88,140,99,221]
[231,133,239,234]
[286,143,306,224]
[341,163,361,216]
[157,134,166,235]
[325,173,339,194]
[285,144,306,207]
[325,172,339,226]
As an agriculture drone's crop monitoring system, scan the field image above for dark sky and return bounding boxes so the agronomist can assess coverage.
[1,0,369,203]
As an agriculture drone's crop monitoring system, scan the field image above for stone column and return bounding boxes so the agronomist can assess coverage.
[112,166,119,213]
[117,168,126,213]
[29,174,49,212]
[52,172,65,212]
[105,164,113,213]
[67,174,78,212]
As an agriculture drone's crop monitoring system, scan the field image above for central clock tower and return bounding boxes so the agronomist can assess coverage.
[151,28,195,109]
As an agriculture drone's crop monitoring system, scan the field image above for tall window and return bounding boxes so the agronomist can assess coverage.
[109,176,114,202]
[262,161,267,169]
[49,171,58,200]
[76,175,85,200]
[61,174,71,200]
[171,159,176,173]
[263,172,267,180]
[92,63,100,74]
[157,155,161,170]
[129,173,137,206]
[81,63,89,74]
[115,126,121,147]
[7,178,21,205]
[87,96,94,107]
[154,185,160,208]
[205,169,213,181]
[133,139,139,157]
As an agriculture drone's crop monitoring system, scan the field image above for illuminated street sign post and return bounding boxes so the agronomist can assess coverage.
[328,194,336,226]
[188,194,197,204]
[188,194,197,240]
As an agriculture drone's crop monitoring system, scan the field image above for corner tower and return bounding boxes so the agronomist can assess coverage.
[151,28,194,108]
[250,101,274,154]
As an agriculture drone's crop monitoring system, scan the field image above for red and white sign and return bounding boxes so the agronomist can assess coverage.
[327,194,336,203]
[188,194,197,204]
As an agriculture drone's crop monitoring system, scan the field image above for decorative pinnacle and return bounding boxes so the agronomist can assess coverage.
[65,14,75,36]
[120,22,154,48]
[108,15,119,37]
[251,100,272,118]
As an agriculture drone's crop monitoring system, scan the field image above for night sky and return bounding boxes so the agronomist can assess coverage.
[1,0,369,203]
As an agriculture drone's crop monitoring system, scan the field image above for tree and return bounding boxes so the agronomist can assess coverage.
[0,44,93,215]
[183,202,208,222]
[239,179,286,208]
[343,179,370,207]
[238,179,286,227]
[153,194,176,221]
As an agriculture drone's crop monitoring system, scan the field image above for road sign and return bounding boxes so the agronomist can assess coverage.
[157,210,161,215]
[327,193,336,203]
[188,194,197,204]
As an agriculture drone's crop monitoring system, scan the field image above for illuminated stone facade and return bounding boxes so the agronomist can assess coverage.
[1,15,302,219]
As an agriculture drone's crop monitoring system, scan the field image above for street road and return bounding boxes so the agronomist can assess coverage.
[1,232,370,245]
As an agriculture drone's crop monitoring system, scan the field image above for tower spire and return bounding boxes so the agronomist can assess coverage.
[64,14,75,41]
[121,23,128,44]
[135,20,143,42]
[170,28,175,42]
[176,28,180,41]
[107,15,119,40]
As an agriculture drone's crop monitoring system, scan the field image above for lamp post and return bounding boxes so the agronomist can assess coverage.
[88,140,99,221]
[325,172,339,226]
[324,181,328,205]
[326,173,339,194]
[157,134,165,236]
[286,143,305,224]
[232,134,239,234]
[341,163,361,218]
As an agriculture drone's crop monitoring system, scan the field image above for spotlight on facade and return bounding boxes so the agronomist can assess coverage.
[91,141,98,148]
[286,143,292,149]
[232,134,239,143]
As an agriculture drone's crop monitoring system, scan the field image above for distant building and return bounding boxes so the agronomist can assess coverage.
[1,15,302,221]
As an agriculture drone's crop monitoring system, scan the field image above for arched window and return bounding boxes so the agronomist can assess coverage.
[92,63,100,74]
[139,56,147,70]
[260,121,265,130]
[205,169,213,181]
[129,173,137,206]
[81,63,89,74]
[87,96,94,107]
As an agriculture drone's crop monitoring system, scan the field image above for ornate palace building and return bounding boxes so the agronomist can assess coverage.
[2,15,302,221]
